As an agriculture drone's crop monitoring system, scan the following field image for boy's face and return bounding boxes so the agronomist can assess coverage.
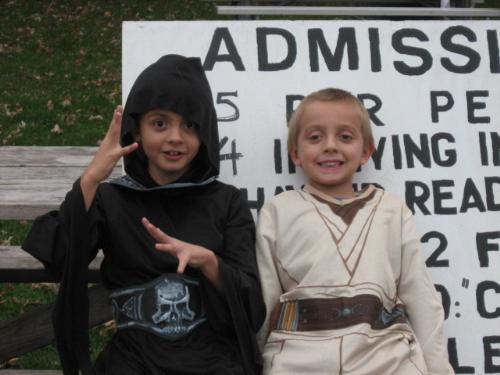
[136,109,200,185]
[290,100,372,198]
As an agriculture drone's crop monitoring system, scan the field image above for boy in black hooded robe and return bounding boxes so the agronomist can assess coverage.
[22,55,266,375]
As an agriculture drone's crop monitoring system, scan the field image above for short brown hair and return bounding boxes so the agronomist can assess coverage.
[287,88,374,153]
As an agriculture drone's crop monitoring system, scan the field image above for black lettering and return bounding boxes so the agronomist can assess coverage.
[392,28,432,76]
[433,180,457,215]
[219,137,243,175]
[404,134,431,168]
[435,284,451,319]
[422,231,449,267]
[477,280,500,318]
[460,178,486,213]
[274,185,295,195]
[479,132,489,165]
[492,132,500,166]
[216,92,239,122]
[487,30,500,73]
[441,26,480,74]
[476,231,500,267]
[430,91,454,123]
[371,136,386,170]
[368,28,381,72]
[392,135,403,169]
[431,133,456,167]
[204,28,245,71]
[286,94,304,121]
[484,336,500,373]
[309,27,359,72]
[358,93,384,126]
[467,90,490,124]
[486,176,500,210]
[274,139,282,174]
[240,187,265,211]
[448,338,475,374]
[257,27,297,71]
[288,153,296,174]
[405,180,431,215]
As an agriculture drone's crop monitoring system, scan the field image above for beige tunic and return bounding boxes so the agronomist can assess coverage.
[256,184,454,375]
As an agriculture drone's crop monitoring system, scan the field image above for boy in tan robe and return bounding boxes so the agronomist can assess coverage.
[256,88,454,375]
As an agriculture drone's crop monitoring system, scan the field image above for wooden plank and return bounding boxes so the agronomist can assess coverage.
[0,284,113,363]
[0,146,123,220]
[0,246,103,283]
[0,371,62,374]
[216,5,500,16]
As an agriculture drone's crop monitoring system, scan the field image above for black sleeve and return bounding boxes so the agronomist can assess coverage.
[22,179,104,280]
[21,178,105,375]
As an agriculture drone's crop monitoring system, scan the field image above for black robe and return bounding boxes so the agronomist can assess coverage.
[22,55,266,375]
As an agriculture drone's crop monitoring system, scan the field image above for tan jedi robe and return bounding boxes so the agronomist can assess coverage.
[256,184,454,375]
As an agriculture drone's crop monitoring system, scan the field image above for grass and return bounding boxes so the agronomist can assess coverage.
[1,0,499,370]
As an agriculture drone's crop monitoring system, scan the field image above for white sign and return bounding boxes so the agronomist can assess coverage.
[123,20,500,374]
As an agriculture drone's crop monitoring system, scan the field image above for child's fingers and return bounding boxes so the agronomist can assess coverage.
[120,142,139,157]
[155,243,175,253]
[177,258,187,274]
[105,106,124,140]
[142,217,170,242]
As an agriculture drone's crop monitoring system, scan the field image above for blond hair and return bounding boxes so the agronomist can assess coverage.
[287,88,374,153]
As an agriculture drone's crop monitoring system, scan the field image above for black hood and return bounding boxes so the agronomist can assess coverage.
[120,54,219,188]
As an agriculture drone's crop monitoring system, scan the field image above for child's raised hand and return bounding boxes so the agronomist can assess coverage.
[141,217,221,288]
[82,106,138,186]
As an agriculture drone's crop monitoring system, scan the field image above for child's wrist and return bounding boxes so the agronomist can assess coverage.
[81,169,100,188]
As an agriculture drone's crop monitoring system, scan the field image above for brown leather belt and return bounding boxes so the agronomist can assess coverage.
[269,294,407,333]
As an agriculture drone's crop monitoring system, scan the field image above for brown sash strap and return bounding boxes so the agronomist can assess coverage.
[269,294,407,333]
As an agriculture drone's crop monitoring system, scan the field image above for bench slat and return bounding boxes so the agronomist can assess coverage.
[0,146,122,220]
[0,246,103,283]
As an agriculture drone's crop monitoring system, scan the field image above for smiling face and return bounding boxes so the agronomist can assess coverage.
[290,100,373,198]
[137,109,201,185]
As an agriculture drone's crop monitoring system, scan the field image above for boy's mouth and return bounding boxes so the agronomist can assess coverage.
[162,150,184,160]
[164,151,183,156]
[318,160,343,167]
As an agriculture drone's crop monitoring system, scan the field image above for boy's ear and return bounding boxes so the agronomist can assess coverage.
[133,130,141,142]
[289,147,302,167]
[361,144,375,165]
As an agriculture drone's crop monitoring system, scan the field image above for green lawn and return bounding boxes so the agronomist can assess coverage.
[1,0,499,369]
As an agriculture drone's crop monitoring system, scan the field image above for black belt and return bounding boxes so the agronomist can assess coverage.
[269,294,407,333]
[110,274,206,340]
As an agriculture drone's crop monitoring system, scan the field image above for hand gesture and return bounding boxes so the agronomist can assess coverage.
[83,106,138,185]
[80,106,138,209]
[142,217,222,289]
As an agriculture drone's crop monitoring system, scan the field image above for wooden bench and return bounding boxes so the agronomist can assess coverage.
[0,146,121,371]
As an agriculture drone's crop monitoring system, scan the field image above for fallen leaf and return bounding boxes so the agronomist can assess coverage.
[51,124,62,134]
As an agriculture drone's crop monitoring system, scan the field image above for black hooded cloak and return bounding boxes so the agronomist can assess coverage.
[22,55,266,375]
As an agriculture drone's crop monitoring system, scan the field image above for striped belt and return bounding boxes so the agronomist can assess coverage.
[269,294,407,333]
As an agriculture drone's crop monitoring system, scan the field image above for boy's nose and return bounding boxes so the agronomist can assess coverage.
[165,125,183,143]
[324,136,338,152]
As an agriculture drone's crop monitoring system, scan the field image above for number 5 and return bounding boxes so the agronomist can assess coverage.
[216,92,239,122]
